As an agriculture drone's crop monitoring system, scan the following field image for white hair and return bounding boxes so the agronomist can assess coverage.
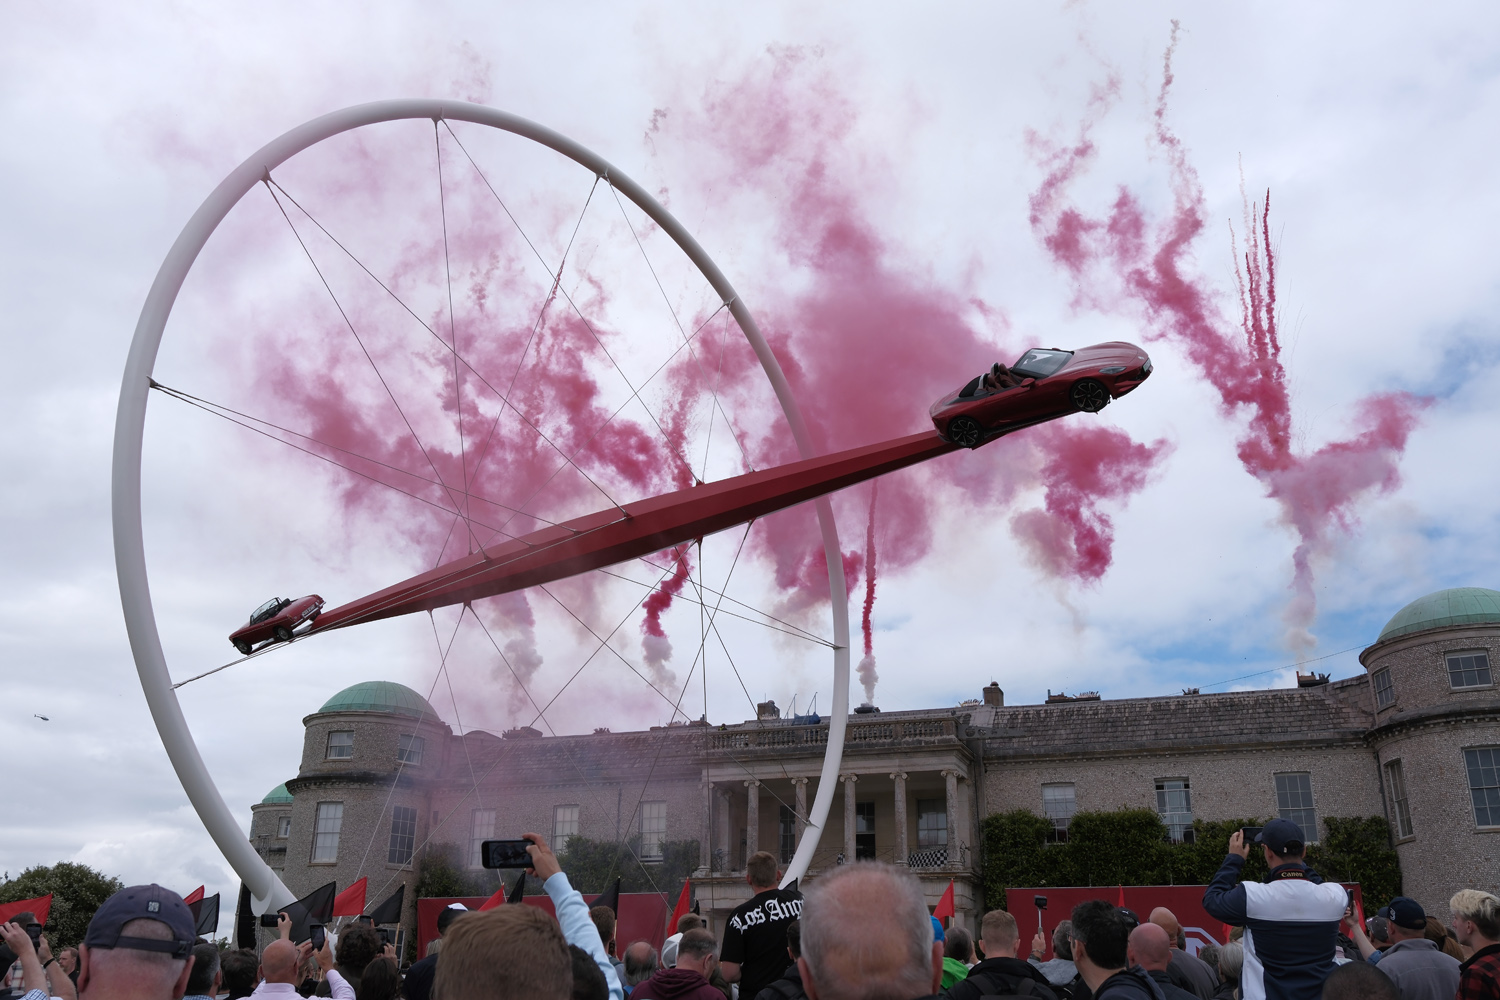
[800,862,934,1000]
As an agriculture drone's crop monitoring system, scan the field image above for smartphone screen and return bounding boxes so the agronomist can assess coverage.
[482,839,535,869]
[310,924,326,951]
[1241,826,1263,844]
[259,913,282,928]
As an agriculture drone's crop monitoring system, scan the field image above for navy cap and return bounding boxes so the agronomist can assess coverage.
[84,885,195,959]
[1379,897,1427,931]
[1254,818,1306,856]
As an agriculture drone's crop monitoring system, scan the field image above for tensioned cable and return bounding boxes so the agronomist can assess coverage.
[631,550,832,646]
[263,176,627,519]
[434,608,497,885]
[594,568,834,648]
[434,121,477,551]
[262,179,473,525]
[607,181,755,476]
[148,380,557,530]
[437,124,699,491]
[1197,643,1366,691]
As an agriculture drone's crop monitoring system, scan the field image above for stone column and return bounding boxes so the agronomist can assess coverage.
[890,771,909,866]
[841,773,859,862]
[745,779,761,861]
[698,777,712,874]
[792,777,809,841]
[942,769,960,867]
[714,786,731,873]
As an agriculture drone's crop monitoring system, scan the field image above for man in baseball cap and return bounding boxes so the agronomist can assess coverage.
[1373,896,1459,999]
[1202,819,1348,1000]
[78,884,197,1000]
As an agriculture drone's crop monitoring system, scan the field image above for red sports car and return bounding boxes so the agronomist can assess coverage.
[229,595,324,655]
[929,342,1152,448]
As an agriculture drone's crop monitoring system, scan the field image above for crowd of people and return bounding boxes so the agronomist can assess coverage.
[3,821,1498,1000]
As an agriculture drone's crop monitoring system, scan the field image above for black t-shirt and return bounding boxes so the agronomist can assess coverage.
[721,888,804,1000]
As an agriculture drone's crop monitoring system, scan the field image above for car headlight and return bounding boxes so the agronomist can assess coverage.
[1100,365,1127,375]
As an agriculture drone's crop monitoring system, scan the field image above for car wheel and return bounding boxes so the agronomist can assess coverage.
[273,625,294,642]
[1070,379,1110,413]
[233,640,252,656]
[948,416,983,448]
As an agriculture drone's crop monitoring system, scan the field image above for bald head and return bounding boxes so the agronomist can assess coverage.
[260,939,301,984]
[1127,923,1173,972]
[799,863,941,1000]
[1149,908,1181,941]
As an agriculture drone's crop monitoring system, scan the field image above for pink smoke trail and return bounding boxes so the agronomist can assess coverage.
[856,481,878,705]
[1028,23,1429,655]
[641,545,692,685]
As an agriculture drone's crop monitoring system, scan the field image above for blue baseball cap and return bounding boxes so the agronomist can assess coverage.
[931,916,945,942]
[1255,818,1306,856]
[84,885,195,959]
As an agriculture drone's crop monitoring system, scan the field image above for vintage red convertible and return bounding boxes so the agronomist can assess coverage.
[229,595,324,655]
[929,342,1152,448]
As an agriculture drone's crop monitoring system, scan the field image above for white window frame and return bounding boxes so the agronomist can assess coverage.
[1155,778,1195,844]
[640,801,667,861]
[388,805,418,866]
[1042,783,1076,843]
[1386,759,1414,839]
[1447,651,1494,690]
[397,734,425,765]
[915,798,947,848]
[276,816,291,839]
[553,804,580,854]
[468,808,496,868]
[1463,747,1500,829]
[326,730,354,759]
[1274,772,1318,842]
[312,802,343,862]
[1373,667,1396,709]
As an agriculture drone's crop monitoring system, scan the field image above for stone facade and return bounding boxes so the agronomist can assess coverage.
[250,589,1500,934]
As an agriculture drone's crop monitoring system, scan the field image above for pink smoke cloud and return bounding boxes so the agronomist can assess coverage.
[1026,24,1429,654]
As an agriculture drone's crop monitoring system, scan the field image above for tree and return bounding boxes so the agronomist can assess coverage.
[412,844,495,900]
[0,863,124,950]
[556,836,699,903]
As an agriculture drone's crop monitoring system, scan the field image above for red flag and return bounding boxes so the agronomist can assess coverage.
[183,886,205,905]
[1117,885,1126,908]
[0,895,52,926]
[933,880,955,925]
[332,878,367,918]
[667,880,692,936]
[477,887,508,911]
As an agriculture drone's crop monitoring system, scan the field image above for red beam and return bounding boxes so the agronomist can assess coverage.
[313,430,956,631]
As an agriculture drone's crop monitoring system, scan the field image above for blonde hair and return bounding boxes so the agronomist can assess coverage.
[1450,889,1500,939]
[433,906,570,1000]
[980,909,1019,952]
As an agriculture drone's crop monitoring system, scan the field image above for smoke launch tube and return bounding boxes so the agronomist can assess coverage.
[313,429,959,631]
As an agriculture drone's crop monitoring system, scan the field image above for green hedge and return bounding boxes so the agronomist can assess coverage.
[981,809,1400,912]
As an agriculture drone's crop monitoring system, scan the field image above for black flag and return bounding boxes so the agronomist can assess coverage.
[692,899,701,915]
[368,884,405,925]
[189,893,220,939]
[591,876,621,915]
[234,884,254,949]
[281,881,336,944]
[507,873,526,904]
[785,878,799,895]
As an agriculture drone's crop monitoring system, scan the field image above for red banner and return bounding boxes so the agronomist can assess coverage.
[1009,884,1362,959]
[0,895,53,927]
[417,893,669,959]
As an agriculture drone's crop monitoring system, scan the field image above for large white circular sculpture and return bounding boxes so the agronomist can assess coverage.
[112,100,851,911]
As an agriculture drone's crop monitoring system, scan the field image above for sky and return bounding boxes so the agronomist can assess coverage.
[3,1,1499,928]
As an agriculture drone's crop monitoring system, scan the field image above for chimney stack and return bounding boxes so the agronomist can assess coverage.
[983,682,1003,707]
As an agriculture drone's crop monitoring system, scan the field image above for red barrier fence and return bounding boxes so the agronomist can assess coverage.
[1007,884,1362,959]
[417,893,670,959]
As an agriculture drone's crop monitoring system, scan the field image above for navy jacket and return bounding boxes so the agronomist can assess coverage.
[1201,856,1348,1000]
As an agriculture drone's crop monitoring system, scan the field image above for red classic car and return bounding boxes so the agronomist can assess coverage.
[929,342,1152,448]
[229,595,324,655]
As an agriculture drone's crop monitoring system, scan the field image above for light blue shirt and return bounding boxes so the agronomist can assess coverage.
[545,871,624,1000]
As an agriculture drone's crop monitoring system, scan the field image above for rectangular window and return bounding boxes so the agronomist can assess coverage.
[1156,779,1195,844]
[469,809,496,868]
[553,804,580,854]
[916,799,947,848]
[855,802,876,860]
[397,734,425,765]
[1448,652,1494,690]
[1042,784,1076,844]
[778,805,796,864]
[387,806,417,866]
[326,730,354,759]
[640,802,667,861]
[1275,773,1318,840]
[1386,760,1414,839]
[276,816,291,839]
[312,802,343,862]
[1464,747,1500,828]
[1373,667,1395,709]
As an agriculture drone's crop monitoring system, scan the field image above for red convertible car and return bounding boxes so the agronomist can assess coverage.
[229,595,324,655]
[930,342,1152,448]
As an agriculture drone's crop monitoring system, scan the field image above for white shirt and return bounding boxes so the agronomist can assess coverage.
[250,969,353,999]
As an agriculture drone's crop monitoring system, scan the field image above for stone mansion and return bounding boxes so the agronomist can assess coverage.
[248,587,1500,935]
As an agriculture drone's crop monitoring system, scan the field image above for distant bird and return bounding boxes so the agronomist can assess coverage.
[34,714,49,721]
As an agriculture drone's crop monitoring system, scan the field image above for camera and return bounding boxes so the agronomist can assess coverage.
[1034,895,1047,910]
[1241,826,1263,844]
[481,838,535,869]
[24,923,42,950]
[259,913,282,928]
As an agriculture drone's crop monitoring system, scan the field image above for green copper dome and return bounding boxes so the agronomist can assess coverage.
[1378,587,1500,641]
[318,681,437,720]
[262,783,293,804]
